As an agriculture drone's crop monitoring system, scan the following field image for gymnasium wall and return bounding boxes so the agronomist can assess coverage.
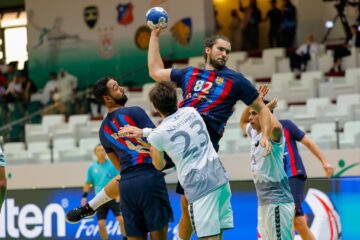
[25,0,213,89]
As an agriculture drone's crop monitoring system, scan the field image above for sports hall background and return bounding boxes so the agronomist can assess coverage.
[0,0,359,239]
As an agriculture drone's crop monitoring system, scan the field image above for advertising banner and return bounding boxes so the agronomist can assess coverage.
[1,178,359,239]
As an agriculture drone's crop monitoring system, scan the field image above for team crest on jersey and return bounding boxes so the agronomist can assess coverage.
[98,27,115,59]
[215,76,224,85]
[116,3,134,26]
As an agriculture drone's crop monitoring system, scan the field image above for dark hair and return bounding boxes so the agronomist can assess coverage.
[203,35,230,61]
[94,143,102,153]
[149,81,178,116]
[93,77,112,104]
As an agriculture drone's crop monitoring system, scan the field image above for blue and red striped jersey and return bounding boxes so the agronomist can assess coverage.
[99,106,155,173]
[280,120,307,178]
[171,66,258,136]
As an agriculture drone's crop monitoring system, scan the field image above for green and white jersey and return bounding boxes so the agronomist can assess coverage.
[246,123,293,206]
[148,107,229,203]
[0,147,5,167]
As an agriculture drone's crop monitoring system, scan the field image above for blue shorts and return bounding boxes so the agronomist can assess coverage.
[119,164,173,237]
[289,176,306,216]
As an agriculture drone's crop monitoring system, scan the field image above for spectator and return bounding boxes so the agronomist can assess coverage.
[214,9,223,34]
[290,34,320,74]
[264,0,282,48]
[230,9,242,51]
[4,75,23,103]
[57,69,77,115]
[281,0,297,48]
[5,61,19,83]
[42,72,59,105]
[20,73,38,106]
[239,0,262,50]
[330,25,360,72]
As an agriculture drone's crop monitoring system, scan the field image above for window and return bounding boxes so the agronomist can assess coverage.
[0,11,28,69]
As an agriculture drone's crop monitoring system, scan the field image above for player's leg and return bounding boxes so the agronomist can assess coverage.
[294,216,315,240]
[96,204,110,240]
[88,175,120,210]
[0,166,6,211]
[149,225,168,240]
[179,195,193,240]
[109,198,127,240]
[66,176,120,223]
[289,177,315,240]
[142,171,173,240]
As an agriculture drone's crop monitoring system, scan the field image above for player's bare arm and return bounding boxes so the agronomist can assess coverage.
[106,152,121,171]
[300,136,334,177]
[250,96,272,154]
[240,106,251,135]
[150,146,166,170]
[148,27,172,81]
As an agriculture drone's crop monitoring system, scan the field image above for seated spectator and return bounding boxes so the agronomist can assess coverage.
[330,25,360,72]
[4,75,23,103]
[289,34,320,74]
[5,61,19,83]
[30,72,59,105]
[20,73,38,106]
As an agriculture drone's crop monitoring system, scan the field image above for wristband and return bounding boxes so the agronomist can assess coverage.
[82,192,88,198]
[143,128,153,137]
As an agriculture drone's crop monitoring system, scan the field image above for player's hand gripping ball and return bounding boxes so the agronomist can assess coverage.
[146,7,168,30]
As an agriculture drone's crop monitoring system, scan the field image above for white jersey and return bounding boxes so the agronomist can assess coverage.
[148,107,228,203]
[246,123,293,206]
[0,146,5,167]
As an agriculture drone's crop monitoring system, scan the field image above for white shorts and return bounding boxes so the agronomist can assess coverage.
[188,182,234,238]
[258,202,294,240]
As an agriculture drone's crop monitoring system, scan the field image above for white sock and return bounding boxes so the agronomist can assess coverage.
[88,189,112,210]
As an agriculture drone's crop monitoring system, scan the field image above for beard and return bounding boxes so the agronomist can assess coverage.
[111,94,128,106]
[209,57,226,70]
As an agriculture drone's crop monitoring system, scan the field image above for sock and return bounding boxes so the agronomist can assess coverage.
[88,189,112,210]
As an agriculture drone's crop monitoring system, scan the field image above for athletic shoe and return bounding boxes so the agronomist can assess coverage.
[65,203,96,224]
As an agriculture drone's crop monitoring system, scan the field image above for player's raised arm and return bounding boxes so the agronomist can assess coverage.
[148,27,172,81]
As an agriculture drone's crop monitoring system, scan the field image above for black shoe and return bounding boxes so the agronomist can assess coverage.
[65,203,96,224]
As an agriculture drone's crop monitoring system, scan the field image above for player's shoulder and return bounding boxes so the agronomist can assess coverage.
[279,119,295,129]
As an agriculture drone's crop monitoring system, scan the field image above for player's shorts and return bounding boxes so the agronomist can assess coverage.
[96,199,121,220]
[289,176,306,216]
[188,182,233,238]
[258,202,294,240]
[119,164,173,237]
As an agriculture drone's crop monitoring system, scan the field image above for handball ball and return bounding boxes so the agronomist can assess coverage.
[146,7,168,30]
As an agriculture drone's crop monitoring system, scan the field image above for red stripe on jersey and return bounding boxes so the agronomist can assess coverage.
[284,128,297,176]
[180,68,199,107]
[189,71,216,107]
[103,124,127,146]
[201,76,232,113]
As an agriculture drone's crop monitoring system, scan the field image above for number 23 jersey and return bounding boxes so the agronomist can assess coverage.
[148,107,229,203]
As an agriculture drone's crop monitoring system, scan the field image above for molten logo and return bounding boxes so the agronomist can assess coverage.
[0,199,66,238]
